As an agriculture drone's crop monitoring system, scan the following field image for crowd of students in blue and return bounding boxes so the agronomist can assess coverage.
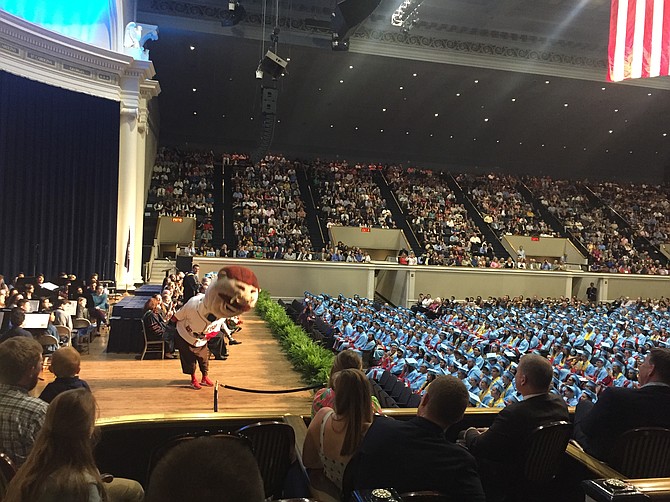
[303,292,670,409]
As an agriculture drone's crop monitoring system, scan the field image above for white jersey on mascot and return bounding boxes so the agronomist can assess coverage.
[174,266,260,345]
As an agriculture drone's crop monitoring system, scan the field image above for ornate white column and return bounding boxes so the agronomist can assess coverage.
[133,82,157,284]
[115,61,155,287]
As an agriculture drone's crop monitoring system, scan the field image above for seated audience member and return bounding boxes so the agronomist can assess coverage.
[0,337,49,466]
[75,296,92,322]
[464,354,569,500]
[312,350,382,417]
[352,375,484,500]
[0,308,32,343]
[91,284,109,330]
[5,389,144,502]
[303,369,373,491]
[146,436,265,502]
[39,347,91,403]
[142,297,176,358]
[574,347,670,461]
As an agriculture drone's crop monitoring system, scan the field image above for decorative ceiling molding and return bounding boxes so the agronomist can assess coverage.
[0,10,158,102]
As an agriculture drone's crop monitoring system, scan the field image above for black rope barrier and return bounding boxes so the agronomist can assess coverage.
[221,383,325,394]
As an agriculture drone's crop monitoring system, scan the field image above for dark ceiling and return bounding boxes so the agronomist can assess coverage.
[141,0,670,182]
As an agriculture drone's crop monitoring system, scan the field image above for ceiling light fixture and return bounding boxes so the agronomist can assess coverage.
[391,0,425,33]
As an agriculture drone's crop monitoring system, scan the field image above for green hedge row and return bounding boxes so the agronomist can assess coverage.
[255,290,334,385]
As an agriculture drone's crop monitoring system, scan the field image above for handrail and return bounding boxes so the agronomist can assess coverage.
[566,442,627,480]
[448,173,511,261]
[380,170,422,250]
[308,184,325,245]
[221,161,226,242]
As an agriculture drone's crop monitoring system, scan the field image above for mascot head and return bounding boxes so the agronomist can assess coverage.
[203,266,260,318]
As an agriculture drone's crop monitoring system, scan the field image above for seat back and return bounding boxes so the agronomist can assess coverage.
[377,370,391,388]
[383,375,402,394]
[35,333,60,348]
[55,325,71,346]
[236,421,296,500]
[377,389,397,408]
[0,452,17,500]
[73,318,92,354]
[72,318,91,329]
[406,393,422,408]
[522,421,572,483]
[608,427,670,478]
[140,317,164,360]
[395,386,413,407]
[146,431,248,483]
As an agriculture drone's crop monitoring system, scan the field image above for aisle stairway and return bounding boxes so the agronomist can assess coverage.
[372,170,422,255]
[583,185,669,265]
[296,163,326,250]
[516,181,590,258]
[211,161,224,249]
[221,161,235,249]
[148,259,174,284]
[445,174,510,260]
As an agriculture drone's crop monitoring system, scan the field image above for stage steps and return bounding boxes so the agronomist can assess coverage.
[148,259,175,284]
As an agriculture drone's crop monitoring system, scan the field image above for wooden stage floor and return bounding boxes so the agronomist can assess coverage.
[35,312,314,419]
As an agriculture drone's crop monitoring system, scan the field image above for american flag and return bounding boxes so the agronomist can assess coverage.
[608,0,670,81]
[124,228,131,272]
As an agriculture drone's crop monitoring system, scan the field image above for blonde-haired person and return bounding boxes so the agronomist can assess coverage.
[39,347,90,404]
[303,369,373,490]
[5,389,144,502]
[311,350,381,417]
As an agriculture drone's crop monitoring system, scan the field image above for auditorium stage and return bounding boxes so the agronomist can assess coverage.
[35,312,314,419]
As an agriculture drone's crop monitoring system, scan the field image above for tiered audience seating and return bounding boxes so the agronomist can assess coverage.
[309,160,395,230]
[232,155,313,259]
[143,149,668,275]
[386,166,505,268]
[457,173,558,237]
[591,181,670,248]
[147,148,217,253]
[525,176,668,275]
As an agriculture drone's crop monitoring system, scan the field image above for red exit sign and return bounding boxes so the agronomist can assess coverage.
[172,217,183,223]
[531,237,539,241]
[361,227,371,233]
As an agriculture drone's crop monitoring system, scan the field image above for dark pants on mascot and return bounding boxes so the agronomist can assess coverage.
[174,334,209,375]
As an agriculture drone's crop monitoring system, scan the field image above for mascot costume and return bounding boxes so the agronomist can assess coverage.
[172,266,259,389]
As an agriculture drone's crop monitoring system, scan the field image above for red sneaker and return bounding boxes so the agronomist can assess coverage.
[201,375,214,387]
[190,375,202,390]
